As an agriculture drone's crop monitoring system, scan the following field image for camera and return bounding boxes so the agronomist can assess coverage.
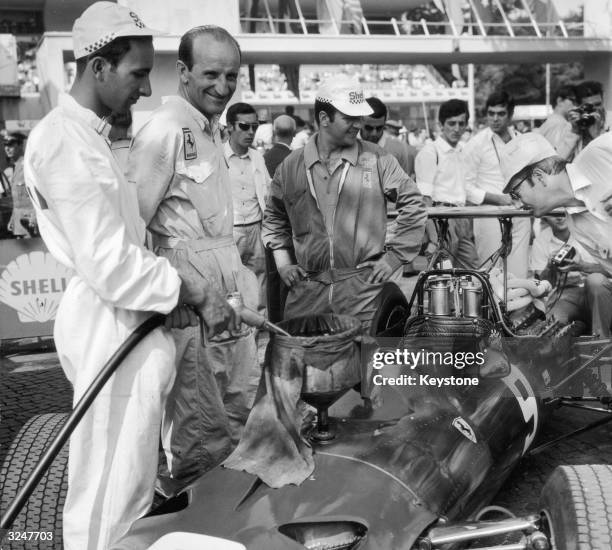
[550,244,576,267]
[571,103,598,129]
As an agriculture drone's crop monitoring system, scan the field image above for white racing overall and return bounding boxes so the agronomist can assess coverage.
[23,94,181,550]
[129,96,259,492]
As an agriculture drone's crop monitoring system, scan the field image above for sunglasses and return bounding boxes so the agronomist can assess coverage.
[3,141,19,147]
[508,173,531,201]
[235,122,259,132]
[363,125,384,132]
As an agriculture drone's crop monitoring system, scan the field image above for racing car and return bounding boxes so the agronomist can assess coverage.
[2,207,612,550]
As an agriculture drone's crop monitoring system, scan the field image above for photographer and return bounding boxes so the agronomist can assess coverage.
[530,212,611,336]
[565,80,607,160]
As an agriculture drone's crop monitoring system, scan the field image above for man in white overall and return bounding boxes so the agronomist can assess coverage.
[129,25,259,494]
[23,3,237,549]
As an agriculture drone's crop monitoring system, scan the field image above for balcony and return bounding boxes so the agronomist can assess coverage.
[238,0,591,37]
[234,0,609,65]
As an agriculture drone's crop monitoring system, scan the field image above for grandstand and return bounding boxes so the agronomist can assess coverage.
[1,1,610,131]
[239,0,586,39]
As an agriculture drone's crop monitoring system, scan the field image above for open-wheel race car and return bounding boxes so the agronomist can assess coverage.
[2,206,612,550]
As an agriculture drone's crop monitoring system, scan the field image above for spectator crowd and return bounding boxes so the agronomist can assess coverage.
[4,63,611,323]
[3,71,611,335]
[232,77,612,340]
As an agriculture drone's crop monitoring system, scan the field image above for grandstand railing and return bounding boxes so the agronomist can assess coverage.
[240,0,588,39]
[241,16,586,38]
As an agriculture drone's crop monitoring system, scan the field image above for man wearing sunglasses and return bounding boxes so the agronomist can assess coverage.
[129,26,259,496]
[224,101,271,315]
[463,90,531,278]
[361,97,419,254]
[263,75,426,328]
[502,131,612,336]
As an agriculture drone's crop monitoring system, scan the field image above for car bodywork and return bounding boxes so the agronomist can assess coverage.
[119,352,543,549]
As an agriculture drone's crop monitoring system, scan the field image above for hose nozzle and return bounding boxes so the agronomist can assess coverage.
[226,292,291,337]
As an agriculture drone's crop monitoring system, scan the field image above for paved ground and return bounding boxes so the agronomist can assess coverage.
[494,405,612,516]
[2,311,612,546]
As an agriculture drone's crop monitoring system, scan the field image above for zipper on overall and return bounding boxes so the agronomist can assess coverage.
[305,160,350,305]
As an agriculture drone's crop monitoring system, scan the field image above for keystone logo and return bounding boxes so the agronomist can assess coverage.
[0,251,73,323]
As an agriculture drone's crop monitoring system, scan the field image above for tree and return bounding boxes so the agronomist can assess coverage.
[431,5,586,116]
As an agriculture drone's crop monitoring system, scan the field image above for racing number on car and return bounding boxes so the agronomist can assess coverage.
[501,365,539,455]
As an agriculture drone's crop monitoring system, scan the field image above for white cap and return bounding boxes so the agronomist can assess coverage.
[72,1,164,60]
[316,75,373,117]
[501,132,558,193]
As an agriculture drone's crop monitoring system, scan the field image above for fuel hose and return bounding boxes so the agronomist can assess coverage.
[0,313,165,532]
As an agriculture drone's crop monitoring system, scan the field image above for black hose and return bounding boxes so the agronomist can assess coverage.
[0,313,166,532]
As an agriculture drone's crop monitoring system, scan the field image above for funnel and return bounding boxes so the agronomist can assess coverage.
[274,315,363,442]
[301,384,357,442]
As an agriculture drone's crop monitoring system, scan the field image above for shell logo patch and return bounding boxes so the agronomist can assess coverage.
[452,416,477,444]
[0,251,73,323]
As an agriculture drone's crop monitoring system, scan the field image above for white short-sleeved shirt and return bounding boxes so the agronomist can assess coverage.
[415,137,469,205]
[564,133,612,275]
[463,126,517,204]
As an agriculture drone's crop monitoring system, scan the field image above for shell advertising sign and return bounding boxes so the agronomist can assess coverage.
[0,238,72,340]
